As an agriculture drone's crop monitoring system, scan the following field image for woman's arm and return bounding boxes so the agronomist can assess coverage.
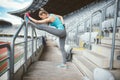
[55,14,64,24]
[29,17,51,24]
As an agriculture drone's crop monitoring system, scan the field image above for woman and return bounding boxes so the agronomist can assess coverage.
[26,9,67,68]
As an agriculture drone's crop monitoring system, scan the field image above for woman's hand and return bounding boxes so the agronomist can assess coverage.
[25,12,31,18]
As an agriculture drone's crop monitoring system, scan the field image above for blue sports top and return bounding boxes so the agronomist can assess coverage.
[49,14,64,30]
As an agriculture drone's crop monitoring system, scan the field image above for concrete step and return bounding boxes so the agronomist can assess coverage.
[109,33,120,39]
[83,50,120,68]
[72,53,97,80]
[23,61,83,80]
[92,44,120,60]
[110,69,120,80]
[101,37,120,46]
[72,50,120,80]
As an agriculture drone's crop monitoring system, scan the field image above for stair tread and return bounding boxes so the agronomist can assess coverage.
[74,54,97,72]
[103,37,120,40]
[83,49,110,68]
[73,53,98,80]
[92,44,120,50]
[23,61,83,80]
[84,49,120,68]
[85,49,107,59]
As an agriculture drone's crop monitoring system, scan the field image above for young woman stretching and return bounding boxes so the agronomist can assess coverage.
[26,9,67,68]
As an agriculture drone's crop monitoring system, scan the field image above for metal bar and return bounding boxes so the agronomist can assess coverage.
[12,22,25,42]
[0,43,12,80]
[0,43,10,48]
[91,10,102,44]
[31,26,34,62]
[0,57,9,63]
[110,0,119,70]
[101,8,106,21]
[32,27,37,51]
[7,44,12,80]
[84,20,87,32]
[34,29,38,51]
[0,69,9,77]
[24,16,28,72]
[15,39,33,45]
[11,22,25,80]
[75,25,78,45]
[89,15,92,50]
[99,12,102,44]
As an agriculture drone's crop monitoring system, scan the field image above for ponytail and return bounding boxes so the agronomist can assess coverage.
[39,8,48,15]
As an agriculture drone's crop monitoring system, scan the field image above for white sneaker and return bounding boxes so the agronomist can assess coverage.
[57,64,68,69]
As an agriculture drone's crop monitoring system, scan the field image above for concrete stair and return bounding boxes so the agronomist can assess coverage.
[72,50,120,80]
[92,44,120,60]
[109,33,120,39]
[72,53,97,80]
[23,61,83,80]
[83,50,120,68]
[101,37,120,47]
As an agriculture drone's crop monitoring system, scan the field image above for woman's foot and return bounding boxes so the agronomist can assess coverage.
[57,63,68,69]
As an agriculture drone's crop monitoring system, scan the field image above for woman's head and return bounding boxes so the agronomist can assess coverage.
[39,8,49,19]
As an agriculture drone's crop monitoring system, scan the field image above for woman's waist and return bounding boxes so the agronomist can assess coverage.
[56,24,64,30]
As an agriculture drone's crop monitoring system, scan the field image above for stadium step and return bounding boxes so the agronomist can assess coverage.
[72,49,120,80]
[72,53,97,80]
[101,37,120,46]
[92,44,120,60]
[83,49,120,68]
[109,33,120,39]
[110,69,120,80]
[23,61,83,80]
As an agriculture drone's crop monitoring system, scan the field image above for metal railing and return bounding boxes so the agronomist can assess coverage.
[0,16,43,80]
[110,0,119,70]
[10,16,43,76]
[87,0,119,69]
[86,0,118,69]
[65,0,118,70]
[88,10,102,49]
[0,43,12,80]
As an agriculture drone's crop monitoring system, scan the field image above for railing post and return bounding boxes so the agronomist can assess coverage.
[31,27,34,62]
[24,16,28,72]
[5,44,13,80]
[9,45,14,80]
[7,45,11,80]
[89,16,92,50]
[32,27,38,56]
[110,0,118,70]
[33,28,37,52]
[10,21,25,80]
[99,12,102,44]
[92,10,102,44]
[76,25,79,45]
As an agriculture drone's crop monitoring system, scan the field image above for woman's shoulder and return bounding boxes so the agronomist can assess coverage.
[50,13,54,16]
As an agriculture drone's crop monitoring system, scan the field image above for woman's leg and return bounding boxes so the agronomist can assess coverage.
[59,36,67,64]
[30,22,66,37]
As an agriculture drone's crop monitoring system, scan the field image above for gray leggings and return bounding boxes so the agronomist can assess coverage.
[30,22,67,64]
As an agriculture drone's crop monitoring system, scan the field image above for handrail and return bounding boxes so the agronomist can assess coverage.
[15,39,33,45]
[89,0,118,70]
[11,21,25,78]
[110,0,119,70]
[91,10,102,44]
[10,15,40,79]
[0,43,12,80]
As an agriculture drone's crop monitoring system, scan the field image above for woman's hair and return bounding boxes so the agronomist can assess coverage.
[39,8,48,15]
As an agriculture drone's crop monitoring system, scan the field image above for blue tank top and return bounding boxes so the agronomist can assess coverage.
[49,14,64,30]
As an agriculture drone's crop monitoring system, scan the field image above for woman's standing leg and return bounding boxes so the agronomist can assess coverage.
[59,36,67,64]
